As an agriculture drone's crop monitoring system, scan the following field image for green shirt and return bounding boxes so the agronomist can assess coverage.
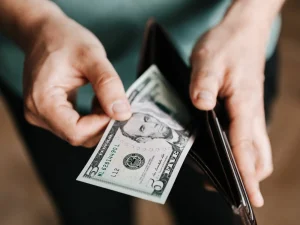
[0,0,281,111]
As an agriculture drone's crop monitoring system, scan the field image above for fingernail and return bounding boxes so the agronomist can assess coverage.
[197,91,214,102]
[112,100,131,114]
[196,91,215,109]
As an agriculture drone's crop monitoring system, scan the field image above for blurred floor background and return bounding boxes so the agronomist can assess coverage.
[254,0,300,224]
[0,1,299,225]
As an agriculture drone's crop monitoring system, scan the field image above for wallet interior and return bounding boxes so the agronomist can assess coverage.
[137,19,256,225]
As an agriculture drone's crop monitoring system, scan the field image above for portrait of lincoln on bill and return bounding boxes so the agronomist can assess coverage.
[119,112,189,150]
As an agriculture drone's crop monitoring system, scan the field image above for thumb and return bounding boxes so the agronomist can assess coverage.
[189,53,222,110]
[85,56,131,121]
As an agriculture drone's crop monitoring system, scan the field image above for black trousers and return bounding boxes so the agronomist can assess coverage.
[0,49,279,225]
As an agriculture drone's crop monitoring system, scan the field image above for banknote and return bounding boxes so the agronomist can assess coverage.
[77,65,196,204]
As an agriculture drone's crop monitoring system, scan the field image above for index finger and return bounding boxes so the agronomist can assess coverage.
[227,91,264,207]
[81,50,131,121]
[40,89,110,146]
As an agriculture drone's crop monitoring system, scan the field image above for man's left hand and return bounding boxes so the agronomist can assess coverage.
[189,6,274,207]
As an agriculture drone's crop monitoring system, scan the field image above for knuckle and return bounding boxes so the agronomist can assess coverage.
[64,130,86,147]
[77,45,106,62]
[33,94,47,115]
[24,95,36,113]
[192,46,212,61]
[24,110,36,126]
[266,164,274,176]
[76,45,93,58]
[66,134,83,147]
[257,163,274,178]
[192,70,208,81]
[264,165,274,177]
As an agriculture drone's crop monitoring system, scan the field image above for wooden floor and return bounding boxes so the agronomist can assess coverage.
[0,1,299,225]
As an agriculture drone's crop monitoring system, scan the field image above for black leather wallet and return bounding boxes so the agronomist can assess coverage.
[136,19,257,225]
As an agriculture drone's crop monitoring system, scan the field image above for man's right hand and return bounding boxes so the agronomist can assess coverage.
[22,5,131,147]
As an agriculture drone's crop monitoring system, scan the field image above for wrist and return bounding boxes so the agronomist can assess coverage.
[14,1,67,52]
[219,0,279,48]
[222,0,279,34]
